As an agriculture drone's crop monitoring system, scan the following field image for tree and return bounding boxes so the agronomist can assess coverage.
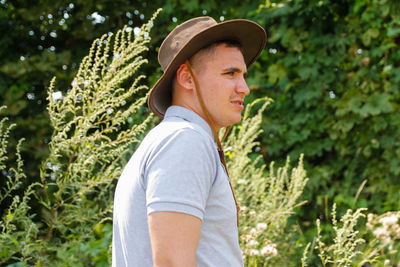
[250,0,400,226]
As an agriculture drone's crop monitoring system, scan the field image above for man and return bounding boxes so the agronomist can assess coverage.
[112,16,267,266]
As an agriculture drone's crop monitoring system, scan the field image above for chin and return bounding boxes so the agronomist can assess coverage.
[230,115,242,125]
[218,114,242,128]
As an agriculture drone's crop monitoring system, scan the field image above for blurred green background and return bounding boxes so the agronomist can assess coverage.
[1,0,399,265]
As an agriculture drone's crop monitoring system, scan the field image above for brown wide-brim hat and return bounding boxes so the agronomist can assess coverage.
[148,16,267,118]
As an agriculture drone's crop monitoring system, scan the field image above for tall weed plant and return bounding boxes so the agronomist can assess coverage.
[226,103,400,266]
[1,10,160,266]
[224,99,309,265]
[302,205,400,266]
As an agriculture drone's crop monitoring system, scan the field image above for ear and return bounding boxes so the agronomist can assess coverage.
[176,63,195,90]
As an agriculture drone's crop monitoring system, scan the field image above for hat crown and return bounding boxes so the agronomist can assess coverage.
[158,17,217,71]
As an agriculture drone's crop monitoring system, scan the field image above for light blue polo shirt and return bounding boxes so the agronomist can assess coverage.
[112,106,243,266]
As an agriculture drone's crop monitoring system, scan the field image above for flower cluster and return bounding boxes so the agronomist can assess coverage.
[240,217,278,261]
[367,212,400,248]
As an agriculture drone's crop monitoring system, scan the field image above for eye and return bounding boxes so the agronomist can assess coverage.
[224,71,235,76]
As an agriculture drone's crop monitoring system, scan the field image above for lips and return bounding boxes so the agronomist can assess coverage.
[231,99,244,109]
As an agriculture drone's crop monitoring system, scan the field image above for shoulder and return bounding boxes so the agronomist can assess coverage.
[147,119,215,151]
[145,121,218,172]
[143,121,219,190]
[138,118,219,175]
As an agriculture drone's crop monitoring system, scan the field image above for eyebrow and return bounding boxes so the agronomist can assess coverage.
[222,67,248,78]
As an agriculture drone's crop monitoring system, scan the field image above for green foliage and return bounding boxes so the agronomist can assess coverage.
[2,0,400,266]
[252,0,400,214]
[44,20,155,183]
[225,99,310,265]
[0,109,25,206]
[0,106,39,265]
[301,206,400,267]
[0,11,160,265]
[314,205,374,266]
[243,2,400,264]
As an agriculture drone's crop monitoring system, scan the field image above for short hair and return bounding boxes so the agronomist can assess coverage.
[188,40,243,72]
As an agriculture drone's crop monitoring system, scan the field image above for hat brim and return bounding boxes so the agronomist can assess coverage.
[148,19,267,118]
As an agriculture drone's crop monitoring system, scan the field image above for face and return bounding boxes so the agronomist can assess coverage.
[191,44,250,130]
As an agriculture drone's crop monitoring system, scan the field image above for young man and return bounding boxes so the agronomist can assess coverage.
[112,17,267,266]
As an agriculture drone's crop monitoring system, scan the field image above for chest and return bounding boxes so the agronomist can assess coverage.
[203,162,237,226]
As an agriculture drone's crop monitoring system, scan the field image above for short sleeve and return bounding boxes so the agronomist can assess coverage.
[144,128,217,221]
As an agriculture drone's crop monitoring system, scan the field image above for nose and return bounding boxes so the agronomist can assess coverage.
[237,77,250,96]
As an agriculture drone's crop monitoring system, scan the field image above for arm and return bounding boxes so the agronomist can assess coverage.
[148,211,202,267]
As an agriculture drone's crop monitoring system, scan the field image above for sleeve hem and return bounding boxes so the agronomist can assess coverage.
[147,202,204,221]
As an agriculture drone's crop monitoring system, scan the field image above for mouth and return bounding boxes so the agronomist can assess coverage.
[231,99,244,109]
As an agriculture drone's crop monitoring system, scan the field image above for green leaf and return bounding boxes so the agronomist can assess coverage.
[335,120,355,133]
[267,63,286,84]
[360,92,393,117]
[298,66,318,80]
[368,28,380,38]
[387,27,400,37]
[372,117,388,132]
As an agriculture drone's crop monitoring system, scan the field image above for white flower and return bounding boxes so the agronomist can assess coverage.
[373,227,386,238]
[373,227,392,244]
[52,91,63,102]
[367,213,375,223]
[51,164,60,172]
[382,236,392,245]
[379,214,398,226]
[50,173,57,181]
[133,27,141,37]
[248,239,259,248]
[240,206,248,213]
[261,244,278,257]
[249,228,257,237]
[249,249,260,256]
[243,234,253,242]
[249,210,256,218]
[256,222,267,231]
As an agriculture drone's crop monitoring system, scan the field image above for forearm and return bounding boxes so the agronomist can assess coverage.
[153,253,197,267]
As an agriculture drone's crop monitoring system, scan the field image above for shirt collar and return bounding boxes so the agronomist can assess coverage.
[164,105,213,137]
